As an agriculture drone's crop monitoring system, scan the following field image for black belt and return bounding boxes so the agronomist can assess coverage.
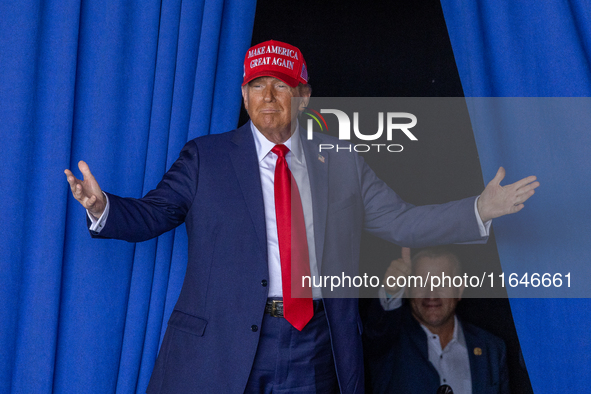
[265,299,324,318]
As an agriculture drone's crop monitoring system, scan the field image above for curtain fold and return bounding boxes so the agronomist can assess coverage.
[440,1,591,392]
[0,0,256,392]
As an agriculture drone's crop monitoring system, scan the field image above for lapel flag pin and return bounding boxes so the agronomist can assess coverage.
[318,154,325,163]
[473,347,482,356]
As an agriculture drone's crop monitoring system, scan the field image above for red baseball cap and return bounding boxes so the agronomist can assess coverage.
[242,40,309,88]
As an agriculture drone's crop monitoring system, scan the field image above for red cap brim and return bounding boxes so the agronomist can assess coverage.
[242,69,300,88]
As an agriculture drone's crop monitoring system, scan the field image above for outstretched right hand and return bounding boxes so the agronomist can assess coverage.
[383,247,412,296]
[64,160,106,219]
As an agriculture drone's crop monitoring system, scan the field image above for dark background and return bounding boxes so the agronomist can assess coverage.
[242,0,533,392]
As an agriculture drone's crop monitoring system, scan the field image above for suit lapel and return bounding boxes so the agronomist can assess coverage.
[230,123,268,262]
[300,129,328,272]
[405,310,435,368]
[464,323,489,393]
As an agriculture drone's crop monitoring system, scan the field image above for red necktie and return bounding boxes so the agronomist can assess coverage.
[272,144,313,331]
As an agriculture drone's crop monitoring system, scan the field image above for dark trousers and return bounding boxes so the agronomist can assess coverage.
[244,302,340,393]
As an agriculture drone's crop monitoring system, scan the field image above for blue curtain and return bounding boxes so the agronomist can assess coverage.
[441,1,591,392]
[0,0,256,392]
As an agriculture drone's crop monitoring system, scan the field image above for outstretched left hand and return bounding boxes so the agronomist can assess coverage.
[477,167,540,223]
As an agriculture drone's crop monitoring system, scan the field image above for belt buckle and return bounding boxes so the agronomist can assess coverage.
[270,300,282,317]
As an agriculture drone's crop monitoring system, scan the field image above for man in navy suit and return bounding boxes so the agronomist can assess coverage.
[364,247,510,394]
[65,40,538,393]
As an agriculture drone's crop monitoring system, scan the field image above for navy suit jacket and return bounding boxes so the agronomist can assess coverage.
[364,302,509,394]
[94,122,485,393]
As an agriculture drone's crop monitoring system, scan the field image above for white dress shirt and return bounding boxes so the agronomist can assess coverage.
[249,121,322,298]
[422,316,472,394]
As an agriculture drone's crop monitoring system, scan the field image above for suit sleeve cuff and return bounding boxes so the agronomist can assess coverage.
[379,286,404,311]
[474,196,491,237]
[88,193,110,233]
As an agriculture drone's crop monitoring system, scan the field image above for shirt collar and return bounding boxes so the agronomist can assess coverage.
[420,315,467,350]
[250,120,304,164]
[454,316,467,348]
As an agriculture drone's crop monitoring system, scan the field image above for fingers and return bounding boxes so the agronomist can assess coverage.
[515,188,535,205]
[480,166,539,219]
[515,186,536,199]
[84,194,101,211]
[64,169,76,187]
[64,169,78,184]
[66,162,106,218]
[512,175,538,191]
[64,169,83,196]
[78,160,95,181]
[386,251,412,278]
[513,178,539,206]
[384,249,413,295]
[385,259,404,275]
[74,183,82,197]
[489,166,506,186]
[517,180,540,193]
[401,247,411,266]
[65,166,90,202]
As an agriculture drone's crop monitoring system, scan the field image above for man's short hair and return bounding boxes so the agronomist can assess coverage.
[411,247,463,276]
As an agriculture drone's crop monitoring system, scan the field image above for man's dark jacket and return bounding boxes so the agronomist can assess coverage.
[364,301,509,394]
[94,122,485,393]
